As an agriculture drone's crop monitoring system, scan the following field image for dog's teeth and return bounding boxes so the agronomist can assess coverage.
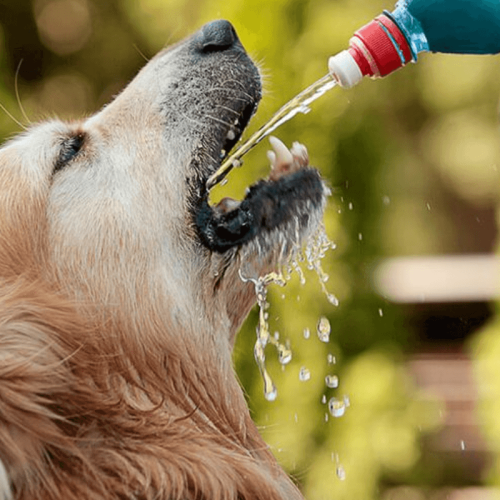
[267,150,277,167]
[216,197,241,214]
[269,136,293,169]
[290,141,309,168]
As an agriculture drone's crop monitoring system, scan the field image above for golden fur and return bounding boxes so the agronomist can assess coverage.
[0,21,323,500]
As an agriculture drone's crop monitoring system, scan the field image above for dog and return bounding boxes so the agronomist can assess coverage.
[0,20,326,499]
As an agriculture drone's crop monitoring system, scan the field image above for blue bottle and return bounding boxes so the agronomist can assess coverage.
[329,0,500,88]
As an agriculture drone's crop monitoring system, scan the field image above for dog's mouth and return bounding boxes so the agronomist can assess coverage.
[191,51,325,257]
[194,121,325,256]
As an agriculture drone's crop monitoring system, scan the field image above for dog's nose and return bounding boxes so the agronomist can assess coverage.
[198,20,240,52]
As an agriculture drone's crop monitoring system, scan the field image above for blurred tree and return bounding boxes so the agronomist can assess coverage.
[0,0,499,498]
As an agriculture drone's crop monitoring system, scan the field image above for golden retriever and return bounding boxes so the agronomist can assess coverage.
[0,20,326,500]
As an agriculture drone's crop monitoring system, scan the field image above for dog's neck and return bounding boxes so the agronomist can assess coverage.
[71,292,303,499]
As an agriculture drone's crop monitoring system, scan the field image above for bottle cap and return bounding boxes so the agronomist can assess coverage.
[328,50,364,88]
[329,14,413,87]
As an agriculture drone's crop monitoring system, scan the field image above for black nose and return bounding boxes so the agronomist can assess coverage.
[198,20,239,52]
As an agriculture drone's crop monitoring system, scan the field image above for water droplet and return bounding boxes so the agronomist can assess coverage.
[336,465,346,480]
[325,375,339,388]
[461,440,466,450]
[299,367,311,382]
[321,395,327,404]
[328,397,346,417]
[262,271,286,287]
[382,195,391,206]
[263,369,277,402]
[254,339,266,361]
[358,233,363,241]
[378,308,383,317]
[292,261,306,285]
[343,395,350,407]
[327,293,339,306]
[303,327,311,339]
[265,384,277,402]
[348,202,353,210]
[317,316,331,343]
[278,344,292,365]
[327,353,336,365]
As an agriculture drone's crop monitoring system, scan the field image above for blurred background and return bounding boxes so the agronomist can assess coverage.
[1,0,500,498]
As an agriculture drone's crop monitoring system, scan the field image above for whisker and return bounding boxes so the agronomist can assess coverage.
[205,84,255,102]
[133,44,150,63]
[0,101,27,130]
[15,59,31,126]
[204,114,233,128]
[215,104,240,116]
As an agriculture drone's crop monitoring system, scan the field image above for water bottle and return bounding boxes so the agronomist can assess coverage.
[328,0,500,88]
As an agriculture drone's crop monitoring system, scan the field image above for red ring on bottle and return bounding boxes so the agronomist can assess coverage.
[376,15,413,64]
[348,15,413,78]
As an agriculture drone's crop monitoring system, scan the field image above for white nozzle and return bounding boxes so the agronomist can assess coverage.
[328,50,363,88]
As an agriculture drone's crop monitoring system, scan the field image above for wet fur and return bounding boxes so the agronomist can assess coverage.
[0,21,323,500]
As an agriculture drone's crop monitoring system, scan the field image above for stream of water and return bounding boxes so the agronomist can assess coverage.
[206,73,337,189]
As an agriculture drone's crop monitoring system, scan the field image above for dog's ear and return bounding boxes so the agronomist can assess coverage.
[0,279,91,485]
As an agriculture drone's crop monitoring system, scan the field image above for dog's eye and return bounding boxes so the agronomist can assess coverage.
[54,133,85,174]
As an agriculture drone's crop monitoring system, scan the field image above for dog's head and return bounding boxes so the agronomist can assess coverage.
[0,21,327,500]
[0,20,325,341]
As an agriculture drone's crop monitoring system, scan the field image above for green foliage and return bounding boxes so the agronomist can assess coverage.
[1,0,499,498]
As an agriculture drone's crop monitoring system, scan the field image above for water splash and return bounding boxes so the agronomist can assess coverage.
[248,271,291,401]
[207,74,337,189]
[303,225,339,306]
[242,225,338,399]
[317,316,331,343]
